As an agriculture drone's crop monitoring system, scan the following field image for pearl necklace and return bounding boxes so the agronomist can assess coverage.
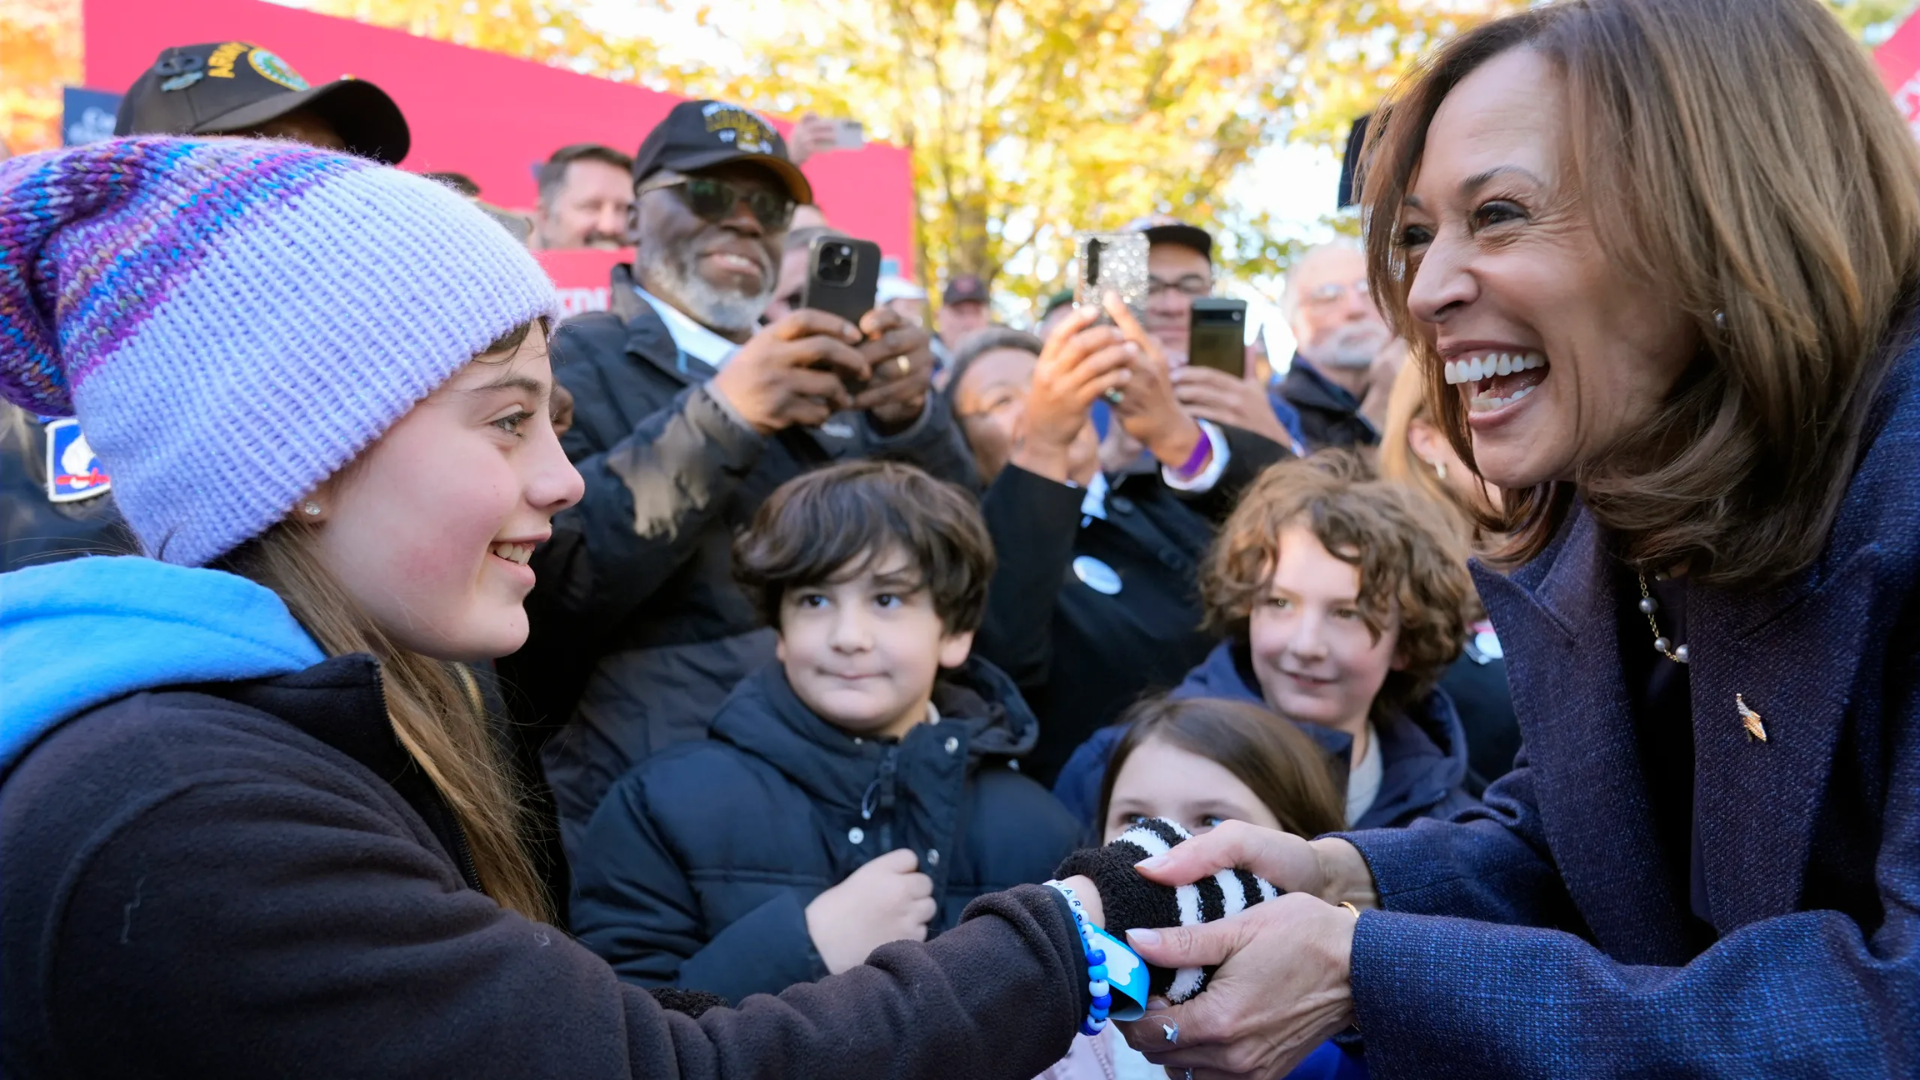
[1636,571,1689,664]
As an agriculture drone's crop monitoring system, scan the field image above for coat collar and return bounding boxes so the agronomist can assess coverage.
[1279,356,1363,412]
[1475,344,1920,949]
[708,658,1039,811]
[196,654,481,890]
[1171,640,1469,828]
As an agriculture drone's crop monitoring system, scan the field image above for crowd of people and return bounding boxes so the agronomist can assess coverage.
[2,0,1918,1076]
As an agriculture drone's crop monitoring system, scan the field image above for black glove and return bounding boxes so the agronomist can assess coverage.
[1056,817,1280,1003]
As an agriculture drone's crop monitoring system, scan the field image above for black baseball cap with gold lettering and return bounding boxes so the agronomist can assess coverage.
[631,100,812,204]
[114,42,410,165]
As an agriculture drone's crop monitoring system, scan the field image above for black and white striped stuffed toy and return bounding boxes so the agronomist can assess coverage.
[1054,817,1281,1004]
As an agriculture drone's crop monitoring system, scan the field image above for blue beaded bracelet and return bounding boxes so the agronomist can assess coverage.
[1045,880,1111,1035]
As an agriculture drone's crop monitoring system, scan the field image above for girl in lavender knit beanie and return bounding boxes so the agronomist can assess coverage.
[0,136,559,567]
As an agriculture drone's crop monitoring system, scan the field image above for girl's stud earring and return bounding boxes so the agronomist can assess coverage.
[302,501,322,517]
[1713,309,1728,331]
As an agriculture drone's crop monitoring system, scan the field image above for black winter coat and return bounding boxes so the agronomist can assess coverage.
[0,654,1091,1079]
[511,269,981,853]
[1276,358,1379,452]
[972,427,1290,786]
[570,658,1082,1003]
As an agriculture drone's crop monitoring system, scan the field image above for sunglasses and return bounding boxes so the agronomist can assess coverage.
[639,174,796,231]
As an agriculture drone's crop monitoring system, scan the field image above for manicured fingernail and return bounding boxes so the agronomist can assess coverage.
[1126,927,1162,946]
[1135,854,1167,870]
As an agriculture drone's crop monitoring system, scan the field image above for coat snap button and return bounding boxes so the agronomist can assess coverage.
[926,848,940,867]
[848,827,865,844]
[944,736,959,754]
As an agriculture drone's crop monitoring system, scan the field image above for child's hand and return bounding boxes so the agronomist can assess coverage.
[805,848,938,974]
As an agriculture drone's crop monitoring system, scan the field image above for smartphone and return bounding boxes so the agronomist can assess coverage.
[833,119,866,150]
[801,235,882,393]
[1188,297,1248,375]
[1073,232,1150,324]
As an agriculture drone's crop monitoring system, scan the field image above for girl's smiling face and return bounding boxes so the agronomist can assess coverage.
[308,327,584,662]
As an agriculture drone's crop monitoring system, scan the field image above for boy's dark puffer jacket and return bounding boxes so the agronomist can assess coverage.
[571,657,1083,1003]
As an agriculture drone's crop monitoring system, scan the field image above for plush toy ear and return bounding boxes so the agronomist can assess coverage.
[1054,817,1282,1003]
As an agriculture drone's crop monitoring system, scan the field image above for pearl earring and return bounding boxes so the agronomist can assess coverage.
[1713,310,1728,331]
[301,501,322,517]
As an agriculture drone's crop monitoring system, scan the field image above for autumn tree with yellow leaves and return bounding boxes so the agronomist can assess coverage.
[4,0,1915,298]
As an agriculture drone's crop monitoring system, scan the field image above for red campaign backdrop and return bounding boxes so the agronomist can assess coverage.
[82,0,917,294]
[1877,7,1920,134]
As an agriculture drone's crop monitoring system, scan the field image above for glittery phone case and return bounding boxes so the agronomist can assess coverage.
[1074,232,1151,322]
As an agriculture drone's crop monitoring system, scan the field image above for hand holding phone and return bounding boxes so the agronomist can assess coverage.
[1186,298,1249,376]
[801,236,882,394]
[1074,233,1150,325]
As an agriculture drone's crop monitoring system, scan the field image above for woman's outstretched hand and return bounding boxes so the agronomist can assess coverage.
[1113,822,1379,1080]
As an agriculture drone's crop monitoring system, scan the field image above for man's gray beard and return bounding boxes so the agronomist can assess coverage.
[1309,322,1392,370]
[641,242,772,335]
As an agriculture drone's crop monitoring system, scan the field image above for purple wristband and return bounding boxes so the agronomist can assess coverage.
[1173,425,1213,481]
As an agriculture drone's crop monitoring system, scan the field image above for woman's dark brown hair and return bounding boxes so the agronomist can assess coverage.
[1203,452,1472,722]
[1361,0,1920,585]
[1098,697,1347,840]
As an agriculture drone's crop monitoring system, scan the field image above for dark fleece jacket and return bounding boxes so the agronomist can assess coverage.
[571,657,1083,1003]
[0,653,1090,1079]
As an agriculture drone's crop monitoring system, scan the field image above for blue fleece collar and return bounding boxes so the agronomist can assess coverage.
[0,556,325,773]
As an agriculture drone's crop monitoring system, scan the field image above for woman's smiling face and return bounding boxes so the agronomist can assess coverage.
[1397,47,1695,489]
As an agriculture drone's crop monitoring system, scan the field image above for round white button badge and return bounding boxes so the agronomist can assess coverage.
[1073,555,1123,596]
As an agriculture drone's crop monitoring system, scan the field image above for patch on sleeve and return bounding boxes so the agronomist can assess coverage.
[44,417,112,503]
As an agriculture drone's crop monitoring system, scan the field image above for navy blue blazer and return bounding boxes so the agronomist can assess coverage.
[1339,346,1920,1076]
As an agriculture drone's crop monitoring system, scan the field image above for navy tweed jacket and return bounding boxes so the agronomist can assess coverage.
[1337,343,1920,1077]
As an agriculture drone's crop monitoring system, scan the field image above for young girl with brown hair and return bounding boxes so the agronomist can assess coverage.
[1039,696,1361,1080]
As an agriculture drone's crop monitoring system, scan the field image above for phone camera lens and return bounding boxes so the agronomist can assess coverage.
[818,243,857,285]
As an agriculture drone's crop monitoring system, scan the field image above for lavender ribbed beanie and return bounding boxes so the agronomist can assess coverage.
[0,137,556,567]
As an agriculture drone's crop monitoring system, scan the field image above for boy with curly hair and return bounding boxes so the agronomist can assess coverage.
[1055,452,1482,831]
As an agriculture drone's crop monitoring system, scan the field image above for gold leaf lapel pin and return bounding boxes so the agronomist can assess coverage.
[1736,694,1768,743]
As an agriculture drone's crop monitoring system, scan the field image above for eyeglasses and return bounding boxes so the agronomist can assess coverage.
[1303,279,1372,307]
[637,173,795,231]
[1149,274,1211,299]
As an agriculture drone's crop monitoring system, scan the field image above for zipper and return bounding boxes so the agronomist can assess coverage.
[372,661,485,893]
[449,818,482,892]
[451,661,486,721]
[874,745,899,852]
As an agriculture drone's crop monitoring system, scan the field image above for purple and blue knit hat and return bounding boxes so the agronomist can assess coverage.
[0,137,556,566]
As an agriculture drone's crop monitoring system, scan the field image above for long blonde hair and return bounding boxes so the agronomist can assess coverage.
[1378,357,1468,533]
[219,321,549,921]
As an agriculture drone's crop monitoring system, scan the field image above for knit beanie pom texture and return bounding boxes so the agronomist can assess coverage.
[0,137,557,566]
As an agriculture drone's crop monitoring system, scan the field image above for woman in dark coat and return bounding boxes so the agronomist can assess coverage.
[1106,1,1920,1077]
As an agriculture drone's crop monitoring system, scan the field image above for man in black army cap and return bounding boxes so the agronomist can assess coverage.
[114,41,409,161]
[510,100,979,856]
